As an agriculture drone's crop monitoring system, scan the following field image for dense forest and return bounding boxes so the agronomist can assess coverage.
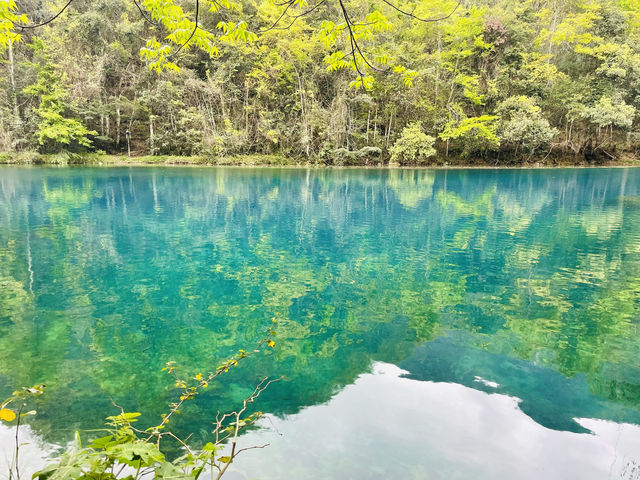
[1,0,640,164]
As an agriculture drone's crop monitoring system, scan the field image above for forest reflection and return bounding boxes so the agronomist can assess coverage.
[0,167,639,445]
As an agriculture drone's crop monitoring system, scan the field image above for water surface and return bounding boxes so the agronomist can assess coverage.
[1,166,639,478]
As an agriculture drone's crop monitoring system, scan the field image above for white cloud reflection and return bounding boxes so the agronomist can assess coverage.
[227,363,640,480]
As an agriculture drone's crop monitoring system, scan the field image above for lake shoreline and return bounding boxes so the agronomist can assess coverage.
[1,151,639,168]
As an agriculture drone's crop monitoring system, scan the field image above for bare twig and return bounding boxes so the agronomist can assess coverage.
[234,443,270,455]
[336,0,388,87]
[214,377,282,480]
[115,462,128,478]
[338,0,365,86]
[165,431,196,458]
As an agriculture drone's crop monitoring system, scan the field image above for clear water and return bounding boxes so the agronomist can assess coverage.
[1,166,640,477]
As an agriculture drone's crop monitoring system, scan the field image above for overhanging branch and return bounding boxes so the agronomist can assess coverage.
[379,0,461,23]
[167,0,200,58]
[15,0,75,29]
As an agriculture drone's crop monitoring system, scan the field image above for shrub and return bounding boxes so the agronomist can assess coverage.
[390,123,437,165]
[497,96,557,154]
[322,146,382,166]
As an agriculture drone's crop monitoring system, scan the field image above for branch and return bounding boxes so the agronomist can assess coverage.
[167,0,200,58]
[235,443,270,455]
[259,0,295,33]
[214,377,281,480]
[379,0,461,23]
[210,0,230,21]
[12,403,25,480]
[259,0,326,33]
[338,0,387,82]
[15,0,74,29]
[133,0,160,27]
[338,0,365,86]
[150,324,277,440]
[164,431,197,458]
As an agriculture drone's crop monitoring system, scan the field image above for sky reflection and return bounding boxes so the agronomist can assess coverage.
[229,363,640,480]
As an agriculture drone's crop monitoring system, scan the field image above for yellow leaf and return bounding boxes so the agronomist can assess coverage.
[267,340,276,348]
[195,373,203,381]
[0,409,16,422]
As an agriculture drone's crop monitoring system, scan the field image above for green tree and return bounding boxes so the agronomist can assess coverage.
[23,39,96,152]
[440,114,499,158]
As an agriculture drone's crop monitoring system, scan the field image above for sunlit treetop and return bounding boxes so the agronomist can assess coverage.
[0,0,460,88]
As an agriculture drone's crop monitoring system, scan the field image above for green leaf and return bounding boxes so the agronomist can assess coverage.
[106,442,165,468]
[88,435,114,449]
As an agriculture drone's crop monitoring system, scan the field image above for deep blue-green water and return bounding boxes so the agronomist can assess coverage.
[1,166,640,478]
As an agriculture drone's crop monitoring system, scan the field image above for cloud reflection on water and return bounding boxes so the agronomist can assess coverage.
[228,362,640,480]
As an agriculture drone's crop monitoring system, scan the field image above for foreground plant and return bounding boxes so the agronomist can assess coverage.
[2,319,280,480]
[1,384,45,480]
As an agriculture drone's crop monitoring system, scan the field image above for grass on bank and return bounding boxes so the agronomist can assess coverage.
[0,151,639,167]
[0,151,299,167]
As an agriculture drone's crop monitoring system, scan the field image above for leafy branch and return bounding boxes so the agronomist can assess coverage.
[23,319,281,480]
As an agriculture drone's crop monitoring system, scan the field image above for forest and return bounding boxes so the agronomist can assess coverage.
[1,0,640,164]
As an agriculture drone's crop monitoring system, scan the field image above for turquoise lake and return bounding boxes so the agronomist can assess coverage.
[1,166,640,478]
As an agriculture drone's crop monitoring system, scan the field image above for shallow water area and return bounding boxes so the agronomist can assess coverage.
[1,166,640,478]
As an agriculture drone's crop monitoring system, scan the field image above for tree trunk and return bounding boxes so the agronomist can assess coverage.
[346,103,350,150]
[292,63,310,156]
[8,40,19,120]
[149,111,155,153]
[219,91,227,120]
[385,112,393,148]
[435,31,441,105]
[116,105,121,147]
[373,105,378,143]
[366,108,370,144]
[548,2,558,58]
[244,82,250,137]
